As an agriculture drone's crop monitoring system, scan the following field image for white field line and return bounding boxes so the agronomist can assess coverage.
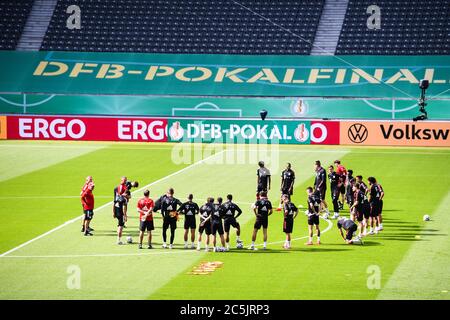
[0,217,332,259]
[0,150,226,257]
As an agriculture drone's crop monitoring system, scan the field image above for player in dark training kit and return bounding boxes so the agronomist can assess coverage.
[222,194,243,250]
[334,160,347,209]
[281,194,298,249]
[345,170,355,208]
[197,197,214,251]
[112,185,128,245]
[305,187,321,245]
[178,194,199,249]
[350,183,370,238]
[155,188,183,249]
[368,177,384,235]
[327,165,341,219]
[249,191,273,250]
[256,161,271,199]
[337,217,363,245]
[314,161,330,218]
[278,163,295,210]
[211,197,227,252]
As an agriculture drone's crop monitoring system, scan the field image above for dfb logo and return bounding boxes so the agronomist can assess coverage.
[348,123,368,143]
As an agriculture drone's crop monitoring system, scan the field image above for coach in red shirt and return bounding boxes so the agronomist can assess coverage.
[81,181,95,236]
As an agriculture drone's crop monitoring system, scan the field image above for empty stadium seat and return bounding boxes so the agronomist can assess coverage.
[336,0,449,55]
[40,0,325,54]
[0,0,33,50]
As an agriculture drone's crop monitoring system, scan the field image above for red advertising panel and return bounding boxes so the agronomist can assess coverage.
[6,116,168,142]
[310,121,340,145]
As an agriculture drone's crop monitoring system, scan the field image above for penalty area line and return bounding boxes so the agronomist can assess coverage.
[0,217,333,259]
[0,150,226,258]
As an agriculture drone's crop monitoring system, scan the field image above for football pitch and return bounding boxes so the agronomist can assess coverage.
[0,141,449,300]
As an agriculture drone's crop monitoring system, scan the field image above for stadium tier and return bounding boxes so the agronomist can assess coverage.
[0,0,33,50]
[336,0,450,55]
[41,0,325,54]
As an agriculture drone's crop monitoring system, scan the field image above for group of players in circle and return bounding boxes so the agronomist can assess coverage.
[79,159,384,251]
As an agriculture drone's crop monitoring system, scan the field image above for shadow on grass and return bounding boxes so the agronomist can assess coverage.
[226,247,352,254]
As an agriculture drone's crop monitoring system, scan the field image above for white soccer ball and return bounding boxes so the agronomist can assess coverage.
[423,214,430,221]
[236,242,244,249]
[126,236,133,244]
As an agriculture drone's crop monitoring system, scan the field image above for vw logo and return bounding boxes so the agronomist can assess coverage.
[348,123,368,143]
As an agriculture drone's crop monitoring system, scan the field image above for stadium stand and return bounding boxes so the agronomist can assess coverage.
[336,0,450,55]
[0,0,34,50]
[40,0,325,54]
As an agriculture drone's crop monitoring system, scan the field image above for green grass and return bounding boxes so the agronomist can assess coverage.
[0,141,449,300]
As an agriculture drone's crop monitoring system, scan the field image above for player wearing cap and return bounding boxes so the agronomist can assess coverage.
[178,194,200,249]
[137,190,154,249]
[80,180,95,236]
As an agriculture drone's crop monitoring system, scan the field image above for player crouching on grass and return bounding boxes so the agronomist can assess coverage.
[249,191,273,251]
[81,181,95,236]
[337,217,363,245]
[137,190,154,249]
[178,194,199,249]
[350,183,370,238]
[222,194,243,250]
[198,197,214,251]
[281,194,298,249]
[305,187,321,245]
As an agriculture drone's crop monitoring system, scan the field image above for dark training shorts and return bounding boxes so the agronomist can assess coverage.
[163,218,177,230]
[254,217,268,230]
[308,214,320,226]
[198,221,211,235]
[370,202,381,217]
[139,220,154,232]
[224,217,239,233]
[283,218,293,233]
[211,221,224,235]
[346,224,358,241]
[257,184,268,193]
[84,209,94,221]
[114,207,125,227]
[184,217,196,230]
[318,188,326,200]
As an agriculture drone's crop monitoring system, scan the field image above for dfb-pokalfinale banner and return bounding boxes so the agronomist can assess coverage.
[0,51,449,98]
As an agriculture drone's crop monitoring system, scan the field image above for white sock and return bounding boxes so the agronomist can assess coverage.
[317,237,320,241]
[263,241,267,247]
[309,237,313,242]
[184,241,187,245]
[251,241,255,246]
[236,236,240,241]
[287,241,291,246]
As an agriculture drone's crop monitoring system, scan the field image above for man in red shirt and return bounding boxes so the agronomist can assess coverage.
[80,176,93,233]
[81,181,95,236]
[334,160,347,209]
[137,190,155,249]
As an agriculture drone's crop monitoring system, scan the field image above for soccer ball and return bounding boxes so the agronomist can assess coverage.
[126,236,133,244]
[236,242,244,249]
[423,214,431,221]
